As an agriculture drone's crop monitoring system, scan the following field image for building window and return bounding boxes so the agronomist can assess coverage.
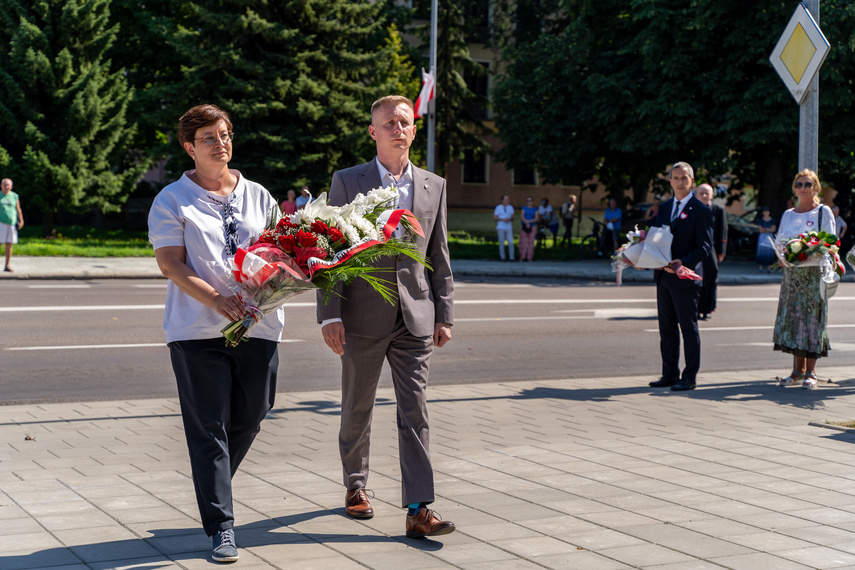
[465,0,491,44]
[462,150,488,184]
[513,167,537,186]
[464,61,490,120]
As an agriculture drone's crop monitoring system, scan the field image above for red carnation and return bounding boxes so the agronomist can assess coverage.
[277,234,297,253]
[276,218,298,231]
[310,220,330,234]
[296,229,318,247]
[327,227,344,243]
[798,252,808,262]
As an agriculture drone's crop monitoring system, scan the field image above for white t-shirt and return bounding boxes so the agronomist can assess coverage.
[777,205,835,242]
[148,171,285,344]
[494,204,514,230]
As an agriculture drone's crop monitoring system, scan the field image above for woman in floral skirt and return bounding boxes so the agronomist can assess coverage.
[773,169,835,389]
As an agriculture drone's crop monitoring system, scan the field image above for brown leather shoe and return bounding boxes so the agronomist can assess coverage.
[344,488,374,519]
[405,507,455,538]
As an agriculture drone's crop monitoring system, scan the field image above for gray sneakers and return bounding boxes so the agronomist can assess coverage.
[212,528,238,563]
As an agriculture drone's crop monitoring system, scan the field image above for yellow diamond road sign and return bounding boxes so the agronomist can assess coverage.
[770,3,830,105]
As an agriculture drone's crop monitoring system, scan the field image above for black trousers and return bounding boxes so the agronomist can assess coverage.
[169,338,279,536]
[656,276,702,384]
[698,257,719,315]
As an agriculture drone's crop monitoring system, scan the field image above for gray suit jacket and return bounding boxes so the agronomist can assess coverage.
[316,160,454,338]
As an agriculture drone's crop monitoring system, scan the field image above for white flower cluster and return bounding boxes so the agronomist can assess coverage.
[287,186,398,246]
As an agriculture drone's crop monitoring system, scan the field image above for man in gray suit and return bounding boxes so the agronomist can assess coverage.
[317,95,455,539]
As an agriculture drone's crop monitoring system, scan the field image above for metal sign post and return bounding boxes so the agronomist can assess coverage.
[769,1,829,172]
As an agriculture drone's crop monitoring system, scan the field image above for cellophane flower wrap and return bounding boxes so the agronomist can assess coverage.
[611,225,699,285]
[773,230,844,283]
[218,186,429,347]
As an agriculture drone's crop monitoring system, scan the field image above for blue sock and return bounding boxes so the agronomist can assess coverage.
[407,502,424,515]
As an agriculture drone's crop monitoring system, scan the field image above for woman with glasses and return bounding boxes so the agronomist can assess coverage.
[773,169,835,389]
[148,104,284,563]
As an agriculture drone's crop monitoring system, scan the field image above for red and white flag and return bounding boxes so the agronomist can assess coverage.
[414,67,435,118]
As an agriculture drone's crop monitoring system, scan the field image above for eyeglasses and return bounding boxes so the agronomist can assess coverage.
[195,132,234,146]
[222,202,238,256]
[794,181,814,189]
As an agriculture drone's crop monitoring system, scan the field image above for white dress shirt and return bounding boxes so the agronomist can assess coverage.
[671,193,693,221]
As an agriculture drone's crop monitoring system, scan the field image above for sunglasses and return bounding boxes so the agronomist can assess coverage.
[794,181,814,189]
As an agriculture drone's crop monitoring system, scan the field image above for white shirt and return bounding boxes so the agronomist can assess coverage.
[494,204,514,230]
[671,193,692,221]
[148,171,285,344]
[777,204,835,241]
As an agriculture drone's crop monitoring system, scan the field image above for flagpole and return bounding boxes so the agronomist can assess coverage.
[427,0,437,173]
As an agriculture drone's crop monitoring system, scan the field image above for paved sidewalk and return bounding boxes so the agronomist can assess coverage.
[5,368,855,569]
[0,255,805,284]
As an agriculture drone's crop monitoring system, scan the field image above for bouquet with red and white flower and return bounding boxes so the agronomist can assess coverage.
[774,230,844,279]
[218,186,428,346]
[611,225,701,285]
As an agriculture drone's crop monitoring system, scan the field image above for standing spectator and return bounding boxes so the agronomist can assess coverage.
[833,205,847,240]
[774,169,835,389]
[756,207,777,273]
[295,186,311,209]
[599,198,622,256]
[559,194,577,247]
[280,188,298,215]
[493,195,515,261]
[696,183,727,320]
[536,197,559,248]
[0,178,24,273]
[647,162,713,392]
[645,197,660,223]
[519,197,538,262]
[317,95,456,539]
[147,104,284,563]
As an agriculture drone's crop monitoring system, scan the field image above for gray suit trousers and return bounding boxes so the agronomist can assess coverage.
[339,312,435,507]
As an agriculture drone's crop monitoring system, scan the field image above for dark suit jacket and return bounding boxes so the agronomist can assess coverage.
[316,159,454,338]
[711,203,727,257]
[653,195,714,288]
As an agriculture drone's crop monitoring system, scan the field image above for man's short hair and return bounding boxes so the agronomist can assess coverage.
[669,161,694,179]
[370,95,414,121]
[1,178,12,186]
[697,183,713,193]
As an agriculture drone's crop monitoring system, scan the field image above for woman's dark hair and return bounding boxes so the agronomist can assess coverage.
[176,104,233,146]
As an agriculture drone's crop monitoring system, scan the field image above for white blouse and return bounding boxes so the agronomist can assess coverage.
[776,205,835,241]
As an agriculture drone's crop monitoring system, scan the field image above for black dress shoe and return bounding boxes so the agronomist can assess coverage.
[649,377,678,388]
[671,380,697,391]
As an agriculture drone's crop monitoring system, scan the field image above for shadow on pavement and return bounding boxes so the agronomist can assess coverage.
[4,511,444,569]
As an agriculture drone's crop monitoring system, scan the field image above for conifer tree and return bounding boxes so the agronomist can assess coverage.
[160,0,417,196]
[0,0,149,235]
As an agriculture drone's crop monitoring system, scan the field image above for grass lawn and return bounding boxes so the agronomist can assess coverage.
[14,208,606,259]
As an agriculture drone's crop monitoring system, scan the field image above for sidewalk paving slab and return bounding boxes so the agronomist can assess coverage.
[4,369,855,568]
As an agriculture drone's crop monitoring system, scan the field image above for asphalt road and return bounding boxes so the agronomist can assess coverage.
[3,277,855,404]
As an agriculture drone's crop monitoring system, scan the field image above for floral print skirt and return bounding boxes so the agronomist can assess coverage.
[773,266,829,358]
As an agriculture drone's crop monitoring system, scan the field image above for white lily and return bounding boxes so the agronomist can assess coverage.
[301,192,338,221]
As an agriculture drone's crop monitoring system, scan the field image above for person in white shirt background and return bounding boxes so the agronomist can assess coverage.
[494,194,515,261]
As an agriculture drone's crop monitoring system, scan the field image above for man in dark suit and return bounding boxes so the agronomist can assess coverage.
[648,162,713,392]
[317,95,455,538]
[696,183,727,320]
